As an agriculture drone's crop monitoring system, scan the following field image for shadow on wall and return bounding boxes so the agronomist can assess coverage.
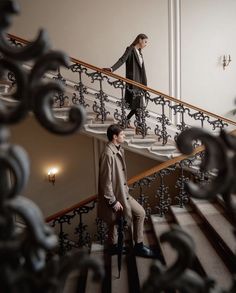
[9,115,97,216]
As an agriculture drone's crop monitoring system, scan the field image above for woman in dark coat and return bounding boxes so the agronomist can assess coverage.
[104,34,148,129]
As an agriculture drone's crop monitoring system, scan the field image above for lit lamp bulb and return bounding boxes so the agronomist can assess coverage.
[48,168,58,185]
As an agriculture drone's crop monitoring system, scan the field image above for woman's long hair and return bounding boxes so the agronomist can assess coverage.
[131,33,148,46]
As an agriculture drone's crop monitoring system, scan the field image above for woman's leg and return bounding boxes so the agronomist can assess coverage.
[127,109,136,120]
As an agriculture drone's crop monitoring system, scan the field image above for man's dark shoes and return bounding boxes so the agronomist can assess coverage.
[133,242,160,258]
[106,244,128,255]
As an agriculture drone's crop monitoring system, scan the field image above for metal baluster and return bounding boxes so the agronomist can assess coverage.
[94,218,108,245]
[70,63,89,108]
[171,104,190,142]
[133,90,150,137]
[155,169,172,217]
[175,162,190,208]
[52,214,74,255]
[153,96,171,145]
[87,71,110,123]
[208,118,228,131]
[109,79,128,128]
[74,201,96,248]
[52,68,69,107]
[74,212,91,248]
[133,177,154,219]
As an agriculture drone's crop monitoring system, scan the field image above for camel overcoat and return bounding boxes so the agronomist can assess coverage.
[97,142,132,225]
[111,46,147,110]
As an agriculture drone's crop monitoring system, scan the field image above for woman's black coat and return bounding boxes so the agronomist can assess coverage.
[111,46,147,110]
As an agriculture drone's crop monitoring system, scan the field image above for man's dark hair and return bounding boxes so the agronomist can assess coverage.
[107,124,123,141]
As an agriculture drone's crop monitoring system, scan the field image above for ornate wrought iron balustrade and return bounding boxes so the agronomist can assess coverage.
[5,34,236,145]
[0,1,103,292]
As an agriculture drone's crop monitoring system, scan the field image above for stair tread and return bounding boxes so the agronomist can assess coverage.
[190,199,235,255]
[151,215,176,266]
[151,144,176,151]
[135,229,158,288]
[85,243,103,293]
[111,255,129,293]
[170,206,232,288]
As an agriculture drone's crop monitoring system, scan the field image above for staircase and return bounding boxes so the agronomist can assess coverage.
[3,34,236,292]
[4,34,236,163]
[47,195,235,293]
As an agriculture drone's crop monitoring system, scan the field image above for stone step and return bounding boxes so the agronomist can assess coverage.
[150,145,176,152]
[150,215,176,266]
[128,137,157,149]
[63,270,81,293]
[85,243,104,293]
[84,123,111,134]
[135,228,159,290]
[170,205,232,289]
[111,254,129,293]
[190,198,236,269]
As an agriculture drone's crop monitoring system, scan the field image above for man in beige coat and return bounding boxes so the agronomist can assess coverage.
[97,124,154,257]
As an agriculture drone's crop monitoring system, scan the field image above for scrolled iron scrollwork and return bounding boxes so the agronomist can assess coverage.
[132,176,155,218]
[73,200,96,248]
[0,1,50,61]
[94,218,108,245]
[176,127,231,201]
[52,69,70,108]
[0,1,103,292]
[154,168,173,217]
[70,63,89,108]
[87,71,110,122]
[171,103,191,141]
[142,226,215,293]
[208,118,228,131]
[109,79,129,127]
[152,95,171,145]
[177,127,236,228]
[175,161,190,207]
[0,0,86,134]
[189,111,210,128]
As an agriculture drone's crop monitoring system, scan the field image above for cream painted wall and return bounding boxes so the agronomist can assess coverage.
[181,0,236,117]
[9,115,158,217]
[10,0,169,93]
[10,115,97,217]
[9,0,236,119]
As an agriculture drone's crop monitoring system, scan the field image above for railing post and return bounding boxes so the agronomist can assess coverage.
[155,169,172,217]
[70,63,89,108]
[154,96,171,145]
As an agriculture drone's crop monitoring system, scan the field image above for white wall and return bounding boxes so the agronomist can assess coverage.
[9,0,236,120]
[181,0,236,117]
[10,0,169,93]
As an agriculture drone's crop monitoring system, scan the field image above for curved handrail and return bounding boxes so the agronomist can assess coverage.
[7,33,236,127]
[45,194,97,222]
[45,145,204,223]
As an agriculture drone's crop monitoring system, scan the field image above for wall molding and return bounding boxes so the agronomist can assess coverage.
[168,0,182,123]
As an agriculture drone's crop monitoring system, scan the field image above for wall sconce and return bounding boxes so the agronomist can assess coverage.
[222,54,231,70]
[47,168,58,185]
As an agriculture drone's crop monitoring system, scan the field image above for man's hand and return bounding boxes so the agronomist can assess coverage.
[112,201,123,212]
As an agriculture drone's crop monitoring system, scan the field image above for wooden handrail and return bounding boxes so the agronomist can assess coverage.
[127,145,204,185]
[45,145,204,223]
[7,33,236,127]
[45,194,97,222]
